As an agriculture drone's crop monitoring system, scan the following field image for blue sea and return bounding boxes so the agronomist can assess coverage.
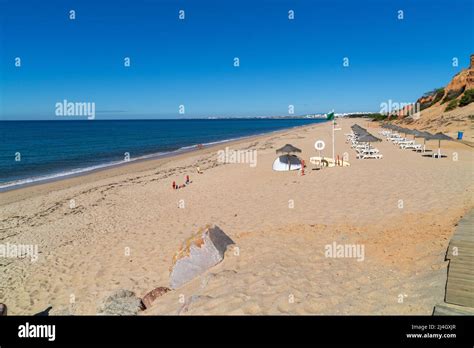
[0,119,324,190]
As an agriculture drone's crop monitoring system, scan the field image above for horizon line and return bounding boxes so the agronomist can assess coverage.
[0,113,380,121]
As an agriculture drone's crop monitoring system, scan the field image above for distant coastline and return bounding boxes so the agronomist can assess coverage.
[0,118,325,192]
[0,112,380,121]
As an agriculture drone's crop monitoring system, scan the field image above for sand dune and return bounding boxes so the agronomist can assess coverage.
[0,118,472,315]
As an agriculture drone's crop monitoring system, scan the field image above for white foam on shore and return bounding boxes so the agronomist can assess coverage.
[0,160,129,191]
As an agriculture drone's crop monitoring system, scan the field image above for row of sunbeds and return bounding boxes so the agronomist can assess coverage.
[379,130,429,153]
[345,132,383,159]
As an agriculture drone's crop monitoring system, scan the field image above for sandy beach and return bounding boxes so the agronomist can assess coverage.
[1,117,473,315]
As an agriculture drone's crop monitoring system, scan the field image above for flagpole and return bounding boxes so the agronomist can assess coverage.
[332,109,335,161]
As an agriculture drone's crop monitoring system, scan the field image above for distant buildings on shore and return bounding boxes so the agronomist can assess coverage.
[303,112,377,119]
[207,112,379,120]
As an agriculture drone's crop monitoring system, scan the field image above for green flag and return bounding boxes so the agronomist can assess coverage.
[326,112,334,120]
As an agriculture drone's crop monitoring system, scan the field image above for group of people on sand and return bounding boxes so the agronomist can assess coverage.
[172,165,203,190]
[172,175,191,190]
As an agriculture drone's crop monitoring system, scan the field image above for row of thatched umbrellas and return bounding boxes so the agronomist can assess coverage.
[351,124,382,148]
[274,123,453,166]
[381,123,453,156]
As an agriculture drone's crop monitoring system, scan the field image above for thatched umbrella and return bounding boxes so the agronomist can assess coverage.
[397,127,413,137]
[357,133,382,151]
[401,127,413,134]
[276,144,301,154]
[427,132,452,158]
[358,134,381,142]
[276,144,302,170]
[351,124,367,135]
[351,124,366,130]
[384,124,399,134]
[411,129,427,139]
[394,125,404,131]
[412,130,433,152]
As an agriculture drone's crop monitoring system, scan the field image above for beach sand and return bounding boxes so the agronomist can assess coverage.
[1,117,473,315]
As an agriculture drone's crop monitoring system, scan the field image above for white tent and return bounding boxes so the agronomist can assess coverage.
[272,155,302,171]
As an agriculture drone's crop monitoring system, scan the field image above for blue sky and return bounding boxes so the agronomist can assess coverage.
[0,0,472,119]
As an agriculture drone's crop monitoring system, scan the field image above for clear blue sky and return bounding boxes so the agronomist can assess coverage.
[0,0,472,120]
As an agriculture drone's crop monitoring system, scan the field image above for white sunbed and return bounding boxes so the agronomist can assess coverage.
[346,136,358,143]
[397,140,415,145]
[352,143,369,149]
[387,134,402,139]
[356,148,379,154]
[398,141,416,148]
[393,139,412,145]
[430,152,446,158]
[357,153,383,159]
[356,149,370,154]
[413,146,431,153]
[400,143,421,150]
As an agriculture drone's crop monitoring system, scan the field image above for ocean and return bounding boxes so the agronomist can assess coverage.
[0,119,325,190]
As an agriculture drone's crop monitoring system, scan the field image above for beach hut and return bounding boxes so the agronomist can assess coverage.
[274,144,302,171]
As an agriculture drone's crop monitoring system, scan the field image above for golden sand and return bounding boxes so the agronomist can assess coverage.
[1,118,472,315]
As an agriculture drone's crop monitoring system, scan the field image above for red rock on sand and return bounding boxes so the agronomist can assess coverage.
[142,287,171,309]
